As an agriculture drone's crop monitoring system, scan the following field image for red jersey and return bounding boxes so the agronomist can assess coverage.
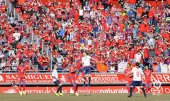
[124,68,132,83]
[144,70,152,83]
[143,48,149,58]
[68,66,78,83]
[129,50,135,59]
[76,61,82,69]
[17,65,26,78]
[42,56,49,66]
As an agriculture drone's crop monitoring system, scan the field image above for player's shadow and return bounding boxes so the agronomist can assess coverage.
[71,94,92,96]
[133,95,146,98]
[83,94,92,96]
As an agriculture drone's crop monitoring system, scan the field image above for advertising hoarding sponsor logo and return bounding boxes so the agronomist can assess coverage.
[152,74,170,82]
[4,89,17,93]
[0,86,170,94]
[0,73,170,83]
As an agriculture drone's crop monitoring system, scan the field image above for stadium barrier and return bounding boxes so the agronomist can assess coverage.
[0,86,170,94]
[1,72,169,94]
[0,73,170,86]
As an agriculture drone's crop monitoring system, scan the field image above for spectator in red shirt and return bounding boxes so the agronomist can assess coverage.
[129,48,135,64]
[142,46,149,67]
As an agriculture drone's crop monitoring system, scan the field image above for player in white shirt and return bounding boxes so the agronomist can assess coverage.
[134,51,142,63]
[81,52,92,86]
[52,64,63,96]
[82,53,91,67]
[128,62,147,98]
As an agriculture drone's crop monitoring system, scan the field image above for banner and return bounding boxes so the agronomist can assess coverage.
[152,73,170,83]
[0,86,170,94]
[0,73,170,84]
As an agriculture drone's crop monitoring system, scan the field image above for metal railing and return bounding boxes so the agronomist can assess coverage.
[0,69,99,73]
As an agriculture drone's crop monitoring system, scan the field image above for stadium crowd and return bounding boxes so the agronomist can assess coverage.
[0,0,170,73]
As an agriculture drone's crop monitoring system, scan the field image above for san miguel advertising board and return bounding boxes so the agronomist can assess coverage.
[0,73,170,84]
[0,86,170,94]
[0,73,170,94]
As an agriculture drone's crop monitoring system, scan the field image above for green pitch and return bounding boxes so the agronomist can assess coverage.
[0,94,170,101]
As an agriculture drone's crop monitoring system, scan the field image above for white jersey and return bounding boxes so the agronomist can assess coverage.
[131,67,144,81]
[52,69,58,82]
[134,53,142,63]
[13,32,21,41]
[79,9,83,16]
[82,55,91,67]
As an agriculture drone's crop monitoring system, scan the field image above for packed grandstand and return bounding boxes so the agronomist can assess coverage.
[0,0,169,73]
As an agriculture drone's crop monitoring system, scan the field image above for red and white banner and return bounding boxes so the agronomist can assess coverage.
[152,73,170,83]
[0,73,170,84]
[0,86,170,94]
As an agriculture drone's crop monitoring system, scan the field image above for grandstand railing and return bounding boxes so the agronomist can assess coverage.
[0,69,99,73]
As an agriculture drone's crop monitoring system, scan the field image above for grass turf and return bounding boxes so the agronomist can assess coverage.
[0,94,170,101]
